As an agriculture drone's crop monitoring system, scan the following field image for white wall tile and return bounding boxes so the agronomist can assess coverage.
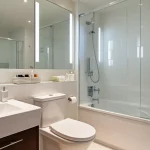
[0,81,77,120]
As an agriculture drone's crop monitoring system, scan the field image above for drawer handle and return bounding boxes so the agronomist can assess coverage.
[0,139,23,150]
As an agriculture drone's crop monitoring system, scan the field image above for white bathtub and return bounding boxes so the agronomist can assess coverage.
[79,100,150,150]
[81,99,150,119]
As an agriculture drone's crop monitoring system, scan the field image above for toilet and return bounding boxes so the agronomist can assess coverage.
[34,93,96,150]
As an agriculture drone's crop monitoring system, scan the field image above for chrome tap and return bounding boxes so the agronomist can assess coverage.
[92,98,99,104]
[94,87,100,94]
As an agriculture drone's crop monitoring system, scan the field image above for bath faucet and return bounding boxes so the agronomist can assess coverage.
[92,98,99,104]
[94,87,100,94]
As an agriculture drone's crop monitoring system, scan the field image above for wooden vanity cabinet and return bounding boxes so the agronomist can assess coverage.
[0,126,39,150]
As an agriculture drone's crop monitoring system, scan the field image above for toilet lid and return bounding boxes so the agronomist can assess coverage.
[50,118,96,142]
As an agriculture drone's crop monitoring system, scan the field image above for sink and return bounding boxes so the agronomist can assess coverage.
[0,99,41,139]
[0,103,21,117]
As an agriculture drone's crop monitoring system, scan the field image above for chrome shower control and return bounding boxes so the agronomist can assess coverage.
[88,86,94,97]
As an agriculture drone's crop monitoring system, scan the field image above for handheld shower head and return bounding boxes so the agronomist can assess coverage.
[86,21,94,25]
[86,13,96,34]
[86,14,95,25]
[86,20,94,25]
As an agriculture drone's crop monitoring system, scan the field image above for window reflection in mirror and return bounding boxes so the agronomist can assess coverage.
[35,0,73,69]
[0,0,35,69]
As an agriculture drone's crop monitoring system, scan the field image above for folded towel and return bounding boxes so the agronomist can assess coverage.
[51,76,59,82]
[50,76,66,82]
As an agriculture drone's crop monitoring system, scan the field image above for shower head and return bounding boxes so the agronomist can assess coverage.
[86,20,94,25]
[86,12,95,25]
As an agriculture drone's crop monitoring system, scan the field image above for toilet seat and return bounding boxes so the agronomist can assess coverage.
[50,118,96,142]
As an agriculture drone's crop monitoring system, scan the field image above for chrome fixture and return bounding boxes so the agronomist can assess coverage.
[88,86,94,97]
[94,87,100,94]
[92,98,99,104]
[85,13,100,83]
[86,58,93,76]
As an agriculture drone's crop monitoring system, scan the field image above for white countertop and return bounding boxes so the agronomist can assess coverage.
[0,99,41,139]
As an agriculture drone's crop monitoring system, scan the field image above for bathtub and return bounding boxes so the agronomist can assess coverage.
[79,100,150,150]
[81,99,150,119]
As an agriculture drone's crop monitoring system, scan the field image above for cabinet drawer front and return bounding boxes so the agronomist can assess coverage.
[0,127,39,150]
[0,139,23,150]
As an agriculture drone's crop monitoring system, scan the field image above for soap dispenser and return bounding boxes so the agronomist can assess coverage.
[0,87,8,102]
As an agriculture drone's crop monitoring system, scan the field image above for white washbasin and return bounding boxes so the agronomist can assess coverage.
[0,99,41,139]
[0,103,21,117]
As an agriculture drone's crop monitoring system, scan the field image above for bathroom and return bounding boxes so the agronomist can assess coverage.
[0,0,149,150]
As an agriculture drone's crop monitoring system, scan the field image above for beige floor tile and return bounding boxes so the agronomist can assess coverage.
[88,142,113,150]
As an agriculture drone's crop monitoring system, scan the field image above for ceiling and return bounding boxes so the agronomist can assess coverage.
[0,0,34,33]
[0,0,69,35]
[79,0,118,10]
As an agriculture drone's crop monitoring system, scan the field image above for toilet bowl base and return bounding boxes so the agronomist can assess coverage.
[40,129,93,150]
[42,136,92,150]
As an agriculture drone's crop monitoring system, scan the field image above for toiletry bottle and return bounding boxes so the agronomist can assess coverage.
[67,71,75,81]
[0,87,8,102]
[30,66,34,78]
[65,73,69,81]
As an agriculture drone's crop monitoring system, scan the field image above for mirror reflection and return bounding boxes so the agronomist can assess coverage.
[0,0,35,69]
[35,0,73,69]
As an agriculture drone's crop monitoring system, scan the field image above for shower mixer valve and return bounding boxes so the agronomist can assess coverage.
[94,87,100,94]
[88,86,100,97]
[88,86,94,97]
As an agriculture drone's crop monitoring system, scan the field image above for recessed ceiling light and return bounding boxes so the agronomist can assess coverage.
[24,0,28,3]
[28,21,31,23]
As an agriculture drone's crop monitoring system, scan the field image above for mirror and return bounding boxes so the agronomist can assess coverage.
[0,0,35,69]
[35,0,73,69]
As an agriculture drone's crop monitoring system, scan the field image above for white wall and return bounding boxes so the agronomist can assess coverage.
[141,0,150,115]
[0,69,78,119]
[0,81,77,120]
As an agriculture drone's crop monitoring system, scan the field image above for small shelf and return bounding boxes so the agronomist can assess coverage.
[0,81,76,87]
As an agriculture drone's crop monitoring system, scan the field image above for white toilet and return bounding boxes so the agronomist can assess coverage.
[34,93,96,150]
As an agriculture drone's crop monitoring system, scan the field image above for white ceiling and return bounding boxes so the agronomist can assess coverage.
[79,0,117,10]
[0,0,34,33]
[0,0,69,34]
